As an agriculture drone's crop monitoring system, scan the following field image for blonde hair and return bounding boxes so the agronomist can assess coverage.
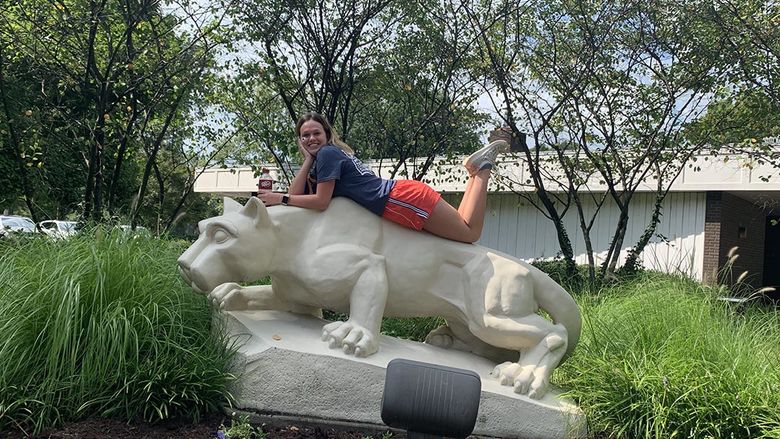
[295,111,355,155]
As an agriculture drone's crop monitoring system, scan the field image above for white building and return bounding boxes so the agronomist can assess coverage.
[193,151,780,294]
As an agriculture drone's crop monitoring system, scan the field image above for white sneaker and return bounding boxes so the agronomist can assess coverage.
[463,140,510,176]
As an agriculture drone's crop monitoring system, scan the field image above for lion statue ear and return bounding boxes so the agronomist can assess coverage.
[241,197,272,228]
[223,197,243,214]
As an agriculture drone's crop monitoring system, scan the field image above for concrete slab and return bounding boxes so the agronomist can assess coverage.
[224,310,587,439]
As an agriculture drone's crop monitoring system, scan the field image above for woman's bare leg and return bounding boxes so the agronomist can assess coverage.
[423,168,491,243]
[458,176,475,217]
[424,136,508,242]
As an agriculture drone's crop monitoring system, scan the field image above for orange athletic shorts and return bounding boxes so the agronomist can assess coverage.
[381,180,441,231]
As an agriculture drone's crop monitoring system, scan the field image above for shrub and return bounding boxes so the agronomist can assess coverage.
[0,230,237,434]
[557,273,780,438]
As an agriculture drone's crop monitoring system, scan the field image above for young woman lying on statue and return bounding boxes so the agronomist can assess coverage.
[255,111,510,243]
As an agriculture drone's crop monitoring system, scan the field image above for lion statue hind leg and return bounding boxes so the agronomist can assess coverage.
[470,313,569,400]
[425,321,517,364]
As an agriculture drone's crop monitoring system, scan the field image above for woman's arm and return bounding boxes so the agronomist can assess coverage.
[288,155,314,195]
[288,142,315,195]
[257,180,335,211]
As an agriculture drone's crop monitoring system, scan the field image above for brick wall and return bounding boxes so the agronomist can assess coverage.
[702,192,766,288]
[703,192,722,285]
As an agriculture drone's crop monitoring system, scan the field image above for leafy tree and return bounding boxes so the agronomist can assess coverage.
[467,0,746,282]
[464,0,582,278]
[0,7,58,221]
[703,0,780,105]
[231,0,401,131]
[685,0,780,162]
[0,0,230,230]
[212,69,303,187]
[224,0,486,180]
[348,0,488,180]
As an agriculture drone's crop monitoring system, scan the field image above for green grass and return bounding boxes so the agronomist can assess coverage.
[0,230,237,434]
[324,311,445,342]
[556,273,780,438]
[381,316,445,341]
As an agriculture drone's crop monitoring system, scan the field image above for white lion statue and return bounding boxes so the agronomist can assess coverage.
[177,197,581,399]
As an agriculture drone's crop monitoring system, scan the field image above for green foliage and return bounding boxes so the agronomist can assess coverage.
[223,0,487,182]
[211,76,297,180]
[381,316,446,342]
[324,311,444,343]
[0,138,21,207]
[695,0,780,105]
[345,1,488,174]
[0,0,227,228]
[532,259,589,290]
[557,273,780,438]
[219,413,266,439]
[466,0,780,281]
[687,88,780,147]
[0,231,237,434]
[532,259,646,293]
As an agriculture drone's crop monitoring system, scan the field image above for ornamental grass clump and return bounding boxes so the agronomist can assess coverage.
[0,230,237,434]
[557,273,780,438]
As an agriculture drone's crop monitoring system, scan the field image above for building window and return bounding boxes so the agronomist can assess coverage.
[738,225,747,239]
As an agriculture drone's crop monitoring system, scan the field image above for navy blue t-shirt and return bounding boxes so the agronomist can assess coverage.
[307,145,395,216]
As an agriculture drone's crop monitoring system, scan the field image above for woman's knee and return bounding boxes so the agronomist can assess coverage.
[423,220,480,243]
[457,227,482,243]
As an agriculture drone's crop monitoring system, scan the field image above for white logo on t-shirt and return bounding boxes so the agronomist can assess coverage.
[348,154,374,176]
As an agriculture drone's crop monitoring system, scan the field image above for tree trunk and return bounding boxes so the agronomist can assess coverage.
[81,0,106,222]
[573,197,597,285]
[600,202,631,279]
[130,80,190,228]
[622,193,664,274]
[0,45,38,223]
[164,182,193,234]
[153,157,165,234]
[91,90,108,222]
[107,109,137,214]
[540,194,578,277]
[107,3,140,215]
[82,135,97,221]
[522,133,578,278]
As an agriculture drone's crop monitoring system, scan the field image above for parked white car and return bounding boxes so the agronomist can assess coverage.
[118,224,150,237]
[38,220,79,239]
[0,215,36,238]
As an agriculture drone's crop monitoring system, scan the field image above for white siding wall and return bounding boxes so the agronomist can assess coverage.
[445,192,707,280]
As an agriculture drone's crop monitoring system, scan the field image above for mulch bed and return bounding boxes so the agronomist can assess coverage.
[1,414,385,439]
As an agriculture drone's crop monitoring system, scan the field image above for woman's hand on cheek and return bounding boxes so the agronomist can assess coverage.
[298,142,314,161]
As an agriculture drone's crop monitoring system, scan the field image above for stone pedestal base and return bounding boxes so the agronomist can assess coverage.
[224,310,587,439]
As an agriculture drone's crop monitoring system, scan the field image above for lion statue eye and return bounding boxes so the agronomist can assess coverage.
[213,228,230,244]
